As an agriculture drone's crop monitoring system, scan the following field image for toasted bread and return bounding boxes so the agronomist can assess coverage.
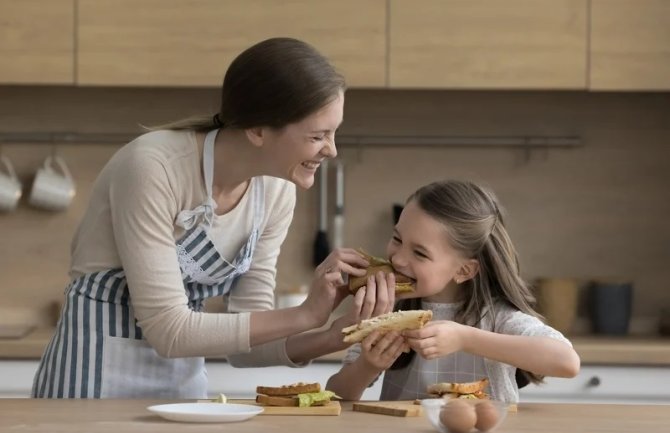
[342,310,433,344]
[427,378,490,396]
[256,382,320,396]
[255,394,330,407]
[349,250,416,294]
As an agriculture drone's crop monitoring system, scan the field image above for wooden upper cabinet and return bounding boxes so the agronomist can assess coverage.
[0,0,74,84]
[389,0,588,89]
[590,0,670,91]
[77,0,386,87]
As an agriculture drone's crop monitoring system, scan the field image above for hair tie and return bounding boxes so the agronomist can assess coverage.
[212,113,223,128]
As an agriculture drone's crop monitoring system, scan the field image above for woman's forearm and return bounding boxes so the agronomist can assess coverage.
[284,325,349,364]
[248,306,320,347]
[461,327,580,378]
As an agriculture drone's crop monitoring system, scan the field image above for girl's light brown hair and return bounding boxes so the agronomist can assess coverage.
[153,37,346,131]
[392,179,542,384]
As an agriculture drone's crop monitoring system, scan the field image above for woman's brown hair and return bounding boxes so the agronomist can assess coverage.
[390,180,542,385]
[154,37,346,131]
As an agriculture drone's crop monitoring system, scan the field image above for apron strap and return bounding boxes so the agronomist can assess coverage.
[175,129,218,230]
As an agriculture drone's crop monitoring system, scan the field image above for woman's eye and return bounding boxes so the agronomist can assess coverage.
[391,236,401,244]
[311,136,325,142]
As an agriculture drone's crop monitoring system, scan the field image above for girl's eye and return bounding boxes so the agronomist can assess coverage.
[414,250,428,259]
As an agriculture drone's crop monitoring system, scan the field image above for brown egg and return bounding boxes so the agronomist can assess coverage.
[474,401,500,432]
[439,400,477,433]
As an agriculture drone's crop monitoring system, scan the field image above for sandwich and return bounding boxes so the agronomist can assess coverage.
[348,249,416,294]
[427,378,490,400]
[341,310,433,344]
[255,382,339,407]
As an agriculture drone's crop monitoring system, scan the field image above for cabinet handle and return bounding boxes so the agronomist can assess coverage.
[586,376,601,387]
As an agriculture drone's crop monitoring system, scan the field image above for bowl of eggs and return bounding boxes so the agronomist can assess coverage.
[421,398,507,433]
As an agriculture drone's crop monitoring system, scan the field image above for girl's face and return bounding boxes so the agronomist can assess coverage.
[386,199,471,303]
[263,92,343,189]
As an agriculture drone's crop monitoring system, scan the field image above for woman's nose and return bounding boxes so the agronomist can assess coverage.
[321,136,337,159]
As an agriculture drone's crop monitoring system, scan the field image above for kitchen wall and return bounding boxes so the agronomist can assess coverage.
[1,86,668,332]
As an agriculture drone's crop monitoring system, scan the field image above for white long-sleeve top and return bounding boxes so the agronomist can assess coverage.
[344,301,572,403]
[69,129,297,364]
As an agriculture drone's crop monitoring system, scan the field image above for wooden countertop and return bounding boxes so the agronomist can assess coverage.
[0,399,668,433]
[2,327,670,366]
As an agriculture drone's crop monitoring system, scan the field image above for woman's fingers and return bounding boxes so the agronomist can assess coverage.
[359,275,378,320]
[316,248,369,278]
[371,271,396,317]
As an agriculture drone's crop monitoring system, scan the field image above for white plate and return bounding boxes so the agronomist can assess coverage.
[147,402,264,423]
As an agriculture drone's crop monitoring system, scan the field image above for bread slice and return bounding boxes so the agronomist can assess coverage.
[342,310,433,344]
[256,390,337,407]
[348,250,416,294]
[427,378,490,396]
[256,394,299,407]
[256,382,320,396]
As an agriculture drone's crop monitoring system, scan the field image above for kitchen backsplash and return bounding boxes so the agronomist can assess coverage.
[1,86,668,332]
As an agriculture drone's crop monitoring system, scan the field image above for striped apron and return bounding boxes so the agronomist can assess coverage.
[32,129,265,398]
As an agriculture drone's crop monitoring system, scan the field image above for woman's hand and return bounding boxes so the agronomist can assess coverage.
[403,320,467,360]
[359,330,408,371]
[299,248,369,327]
[350,271,396,322]
[325,271,398,351]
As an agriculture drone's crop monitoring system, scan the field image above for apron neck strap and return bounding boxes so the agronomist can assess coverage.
[202,129,218,200]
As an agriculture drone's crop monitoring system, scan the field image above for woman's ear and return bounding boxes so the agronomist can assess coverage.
[245,127,265,147]
[455,259,479,284]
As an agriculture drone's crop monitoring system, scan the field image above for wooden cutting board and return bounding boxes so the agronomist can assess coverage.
[227,399,341,416]
[352,401,422,417]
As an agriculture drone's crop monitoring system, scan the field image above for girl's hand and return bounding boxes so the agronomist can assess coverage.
[360,330,407,371]
[300,248,369,327]
[403,320,467,360]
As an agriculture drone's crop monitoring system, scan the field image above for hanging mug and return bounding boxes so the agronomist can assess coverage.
[29,156,76,211]
[0,155,22,212]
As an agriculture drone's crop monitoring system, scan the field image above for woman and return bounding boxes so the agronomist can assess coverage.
[32,38,395,398]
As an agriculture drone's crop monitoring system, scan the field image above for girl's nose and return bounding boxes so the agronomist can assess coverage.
[391,252,407,269]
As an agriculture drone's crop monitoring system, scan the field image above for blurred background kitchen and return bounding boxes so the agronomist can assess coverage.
[1,0,669,402]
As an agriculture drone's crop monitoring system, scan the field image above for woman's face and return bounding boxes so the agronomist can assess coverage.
[386,199,467,302]
[264,91,343,189]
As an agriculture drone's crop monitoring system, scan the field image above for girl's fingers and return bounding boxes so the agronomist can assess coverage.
[407,336,436,351]
[362,330,382,351]
[388,335,406,353]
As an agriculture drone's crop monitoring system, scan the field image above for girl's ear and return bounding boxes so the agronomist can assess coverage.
[455,259,480,284]
[245,127,265,147]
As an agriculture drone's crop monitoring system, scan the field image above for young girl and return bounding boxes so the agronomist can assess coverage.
[327,180,580,403]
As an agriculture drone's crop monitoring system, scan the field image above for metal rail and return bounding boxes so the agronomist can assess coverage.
[0,132,581,148]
